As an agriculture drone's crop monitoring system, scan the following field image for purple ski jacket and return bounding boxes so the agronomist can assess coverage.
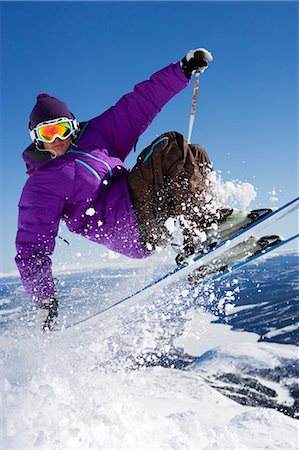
[15,62,189,303]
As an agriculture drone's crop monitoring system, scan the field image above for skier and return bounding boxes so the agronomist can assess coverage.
[16,48,218,332]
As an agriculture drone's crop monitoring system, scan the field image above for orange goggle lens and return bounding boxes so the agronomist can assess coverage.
[37,121,73,142]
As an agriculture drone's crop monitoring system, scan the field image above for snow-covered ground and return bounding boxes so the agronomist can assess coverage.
[1,250,298,449]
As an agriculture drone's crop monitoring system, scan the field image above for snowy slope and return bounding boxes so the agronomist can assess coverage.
[1,251,298,449]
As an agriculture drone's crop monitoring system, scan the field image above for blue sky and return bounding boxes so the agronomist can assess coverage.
[1,1,298,274]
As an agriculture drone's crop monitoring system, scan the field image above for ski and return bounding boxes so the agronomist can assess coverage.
[134,232,299,319]
[188,233,299,292]
[174,207,273,266]
[188,234,283,284]
[65,197,299,329]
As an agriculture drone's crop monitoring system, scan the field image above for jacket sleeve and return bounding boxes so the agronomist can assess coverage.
[15,176,65,304]
[87,62,189,161]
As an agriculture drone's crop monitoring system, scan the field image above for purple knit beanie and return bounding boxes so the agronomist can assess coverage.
[29,93,74,129]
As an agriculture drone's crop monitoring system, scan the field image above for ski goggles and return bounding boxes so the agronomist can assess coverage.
[29,117,78,143]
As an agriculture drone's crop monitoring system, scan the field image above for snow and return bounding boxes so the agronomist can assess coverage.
[3,364,295,450]
[1,252,298,449]
[2,322,297,450]
[207,170,257,210]
[164,217,175,235]
[85,207,96,216]
[175,310,259,356]
[264,323,299,339]
[268,188,279,204]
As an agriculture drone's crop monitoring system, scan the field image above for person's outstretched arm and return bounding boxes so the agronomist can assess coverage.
[86,48,212,161]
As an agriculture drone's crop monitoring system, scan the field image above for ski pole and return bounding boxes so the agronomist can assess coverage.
[187,71,200,144]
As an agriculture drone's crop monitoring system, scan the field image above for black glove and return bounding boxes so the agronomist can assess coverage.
[180,48,213,79]
[38,297,59,332]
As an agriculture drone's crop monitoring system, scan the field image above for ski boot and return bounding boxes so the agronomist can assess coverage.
[188,234,282,284]
[175,208,273,266]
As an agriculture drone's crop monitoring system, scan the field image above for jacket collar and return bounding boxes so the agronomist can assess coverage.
[23,143,53,173]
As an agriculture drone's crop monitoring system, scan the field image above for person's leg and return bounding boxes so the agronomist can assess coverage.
[127,131,213,252]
